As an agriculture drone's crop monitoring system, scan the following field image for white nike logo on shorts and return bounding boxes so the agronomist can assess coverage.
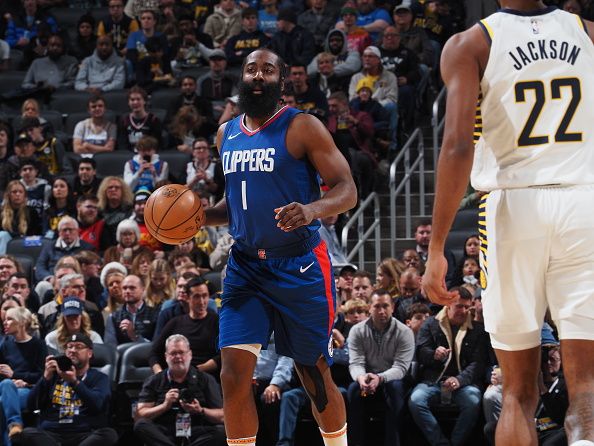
[228,132,242,140]
[300,262,315,273]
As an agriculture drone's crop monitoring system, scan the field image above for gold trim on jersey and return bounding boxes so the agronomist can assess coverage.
[480,19,494,40]
[478,193,489,289]
[575,13,585,30]
[474,93,483,144]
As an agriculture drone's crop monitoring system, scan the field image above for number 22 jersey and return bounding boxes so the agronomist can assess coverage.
[472,7,594,191]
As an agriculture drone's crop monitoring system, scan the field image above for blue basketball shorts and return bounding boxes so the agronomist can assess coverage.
[219,240,337,366]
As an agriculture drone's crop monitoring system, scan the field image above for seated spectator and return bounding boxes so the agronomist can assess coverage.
[169,107,214,155]
[347,288,414,446]
[0,307,46,443]
[3,272,41,313]
[75,36,126,94]
[352,270,374,302]
[72,96,116,159]
[336,264,356,304]
[0,180,42,255]
[0,123,12,163]
[12,333,118,446]
[75,250,104,308]
[150,277,220,376]
[375,257,404,299]
[342,298,369,327]
[134,334,226,445]
[393,5,435,79]
[298,0,337,51]
[170,13,214,70]
[349,46,398,151]
[394,267,431,322]
[186,138,220,196]
[76,195,105,252]
[309,52,351,98]
[22,117,68,177]
[136,36,175,92]
[154,272,196,337]
[42,177,76,239]
[130,250,155,283]
[97,176,134,248]
[144,258,175,308]
[166,75,214,125]
[197,50,238,103]
[307,29,361,79]
[97,0,139,55]
[126,9,169,71]
[218,94,240,125]
[71,158,102,200]
[20,98,54,137]
[203,0,242,48]
[258,0,279,37]
[337,3,372,55]
[69,14,97,62]
[0,256,23,292]
[35,217,94,283]
[224,7,270,66]
[349,78,390,133]
[21,34,78,93]
[408,287,487,446]
[401,247,424,272]
[104,274,159,345]
[44,297,103,353]
[117,86,163,152]
[0,297,22,336]
[289,63,328,116]
[268,7,317,66]
[335,0,392,44]
[103,219,151,270]
[99,263,126,318]
[413,218,456,282]
[123,135,169,192]
[19,20,51,68]
[38,271,104,338]
[418,0,456,48]
[404,302,430,338]
[327,91,375,197]
[4,0,58,51]
[0,133,49,196]
[35,262,78,312]
[123,0,160,22]
[19,157,50,221]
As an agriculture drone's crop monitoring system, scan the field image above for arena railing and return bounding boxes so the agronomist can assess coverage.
[432,86,447,175]
[340,192,381,270]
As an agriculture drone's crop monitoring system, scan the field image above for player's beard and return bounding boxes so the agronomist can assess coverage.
[238,79,282,119]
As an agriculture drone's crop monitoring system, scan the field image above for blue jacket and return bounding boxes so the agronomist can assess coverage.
[35,239,95,281]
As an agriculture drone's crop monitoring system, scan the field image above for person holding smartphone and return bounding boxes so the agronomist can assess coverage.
[123,135,169,193]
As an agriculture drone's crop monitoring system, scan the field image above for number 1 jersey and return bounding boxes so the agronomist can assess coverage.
[220,106,321,250]
[472,7,594,191]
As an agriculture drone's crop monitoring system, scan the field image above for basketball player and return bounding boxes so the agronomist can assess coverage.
[423,2,594,446]
[204,48,356,446]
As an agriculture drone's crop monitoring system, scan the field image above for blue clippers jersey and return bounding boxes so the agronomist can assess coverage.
[220,106,321,250]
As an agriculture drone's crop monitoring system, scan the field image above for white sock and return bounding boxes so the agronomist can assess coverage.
[570,441,594,446]
[227,436,256,446]
[320,423,347,446]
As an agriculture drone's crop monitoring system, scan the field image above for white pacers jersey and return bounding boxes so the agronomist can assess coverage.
[471,7,594,191]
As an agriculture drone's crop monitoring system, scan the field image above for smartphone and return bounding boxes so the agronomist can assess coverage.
[143,155,151,163]
[54,355,73,371]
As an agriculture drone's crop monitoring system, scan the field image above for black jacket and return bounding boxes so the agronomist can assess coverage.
[268,24,317,66]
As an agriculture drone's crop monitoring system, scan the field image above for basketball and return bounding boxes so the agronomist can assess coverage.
[144,184,205,245]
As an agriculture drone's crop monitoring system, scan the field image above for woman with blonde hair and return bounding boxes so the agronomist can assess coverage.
[20,98,52,136]
[44,297,103,353]
[0,306,46,441]
[101,268,127,322]
[144,258,175,307]
[131,250,155,284]
[96,176,134,247]
[376,257,405,299]
[0,180,42,254]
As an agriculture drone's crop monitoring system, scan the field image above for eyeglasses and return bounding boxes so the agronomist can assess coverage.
[194,146,209,151]
[60,227,77,232]
[167,350,190,357]
[66,344,88,351]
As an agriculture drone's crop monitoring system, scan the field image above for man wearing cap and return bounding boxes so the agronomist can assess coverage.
[21,34,78,92]
[224,8,269,66]
[132,187,163,251]
[0,132,50,195]
[197,49,238,102]
[336,265,356,304]
[268,7,317,66]
[12,333,118,446]
[21,116,68,176]
[336,0,392,44]
[134,334,226,446]
[18,156,50,221]
[307,29,361,79]
[338,3,372,55]
[393,4,436,69]
[204,0,242,48]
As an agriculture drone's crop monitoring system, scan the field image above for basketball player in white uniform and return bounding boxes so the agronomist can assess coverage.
[423,2,594,446]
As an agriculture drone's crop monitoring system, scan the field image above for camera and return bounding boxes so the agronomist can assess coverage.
[54,355,73,371]
[179,388,195,403]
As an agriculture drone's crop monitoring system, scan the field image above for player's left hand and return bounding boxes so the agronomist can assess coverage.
[274,203,314,232]
[423,253,457,305]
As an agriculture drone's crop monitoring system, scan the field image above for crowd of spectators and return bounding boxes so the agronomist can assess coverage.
[0,0,580,445]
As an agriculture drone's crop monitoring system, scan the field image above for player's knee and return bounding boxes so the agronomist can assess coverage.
[295,363,329,413]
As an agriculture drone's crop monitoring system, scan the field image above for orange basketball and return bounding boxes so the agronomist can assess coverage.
[144,184,205,245]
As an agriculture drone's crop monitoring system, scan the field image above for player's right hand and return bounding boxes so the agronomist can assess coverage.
[423,253,457,305]
[274,202,314,232]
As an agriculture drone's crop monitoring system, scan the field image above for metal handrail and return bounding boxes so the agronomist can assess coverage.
[389,128,425,258]
[340,192,381,270]
[432,86,447,171]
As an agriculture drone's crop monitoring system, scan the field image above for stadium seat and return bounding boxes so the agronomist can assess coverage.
[0,71,27,96]
[7,237,53,261]
[102,89,130,113]
[50,90,92,115]
[149,107,167,124]
[451,208,479,232]
[115,342,152,428]
[12,110,64,133]
[160,151,191,184]
[93,151,133,177]
[8,49,24,71]
[149,89,176,112]
[90,343,117,385]
[49,7,89,30]
[12,254,34,288]
[445,230,472,263]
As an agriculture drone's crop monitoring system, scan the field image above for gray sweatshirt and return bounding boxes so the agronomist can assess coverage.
[348,317,415,383]
[75,49,126,92]
[22,55,78,90]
